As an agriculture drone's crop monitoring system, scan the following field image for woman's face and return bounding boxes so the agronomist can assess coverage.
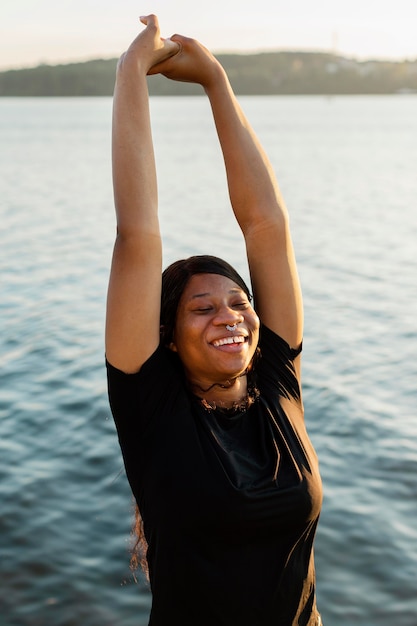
[170,273,260,388]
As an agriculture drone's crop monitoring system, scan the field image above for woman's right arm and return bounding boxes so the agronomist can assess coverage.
[105,15,179,373]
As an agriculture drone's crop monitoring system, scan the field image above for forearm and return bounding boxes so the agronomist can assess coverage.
[204,67,287,235]
[111,14,179,237]
[112,57,159,237]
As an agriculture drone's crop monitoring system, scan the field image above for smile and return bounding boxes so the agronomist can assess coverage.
[212,335,246,348]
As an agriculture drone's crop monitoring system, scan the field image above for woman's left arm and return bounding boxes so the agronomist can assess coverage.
[151,35,303,349]
[205,68,303,350]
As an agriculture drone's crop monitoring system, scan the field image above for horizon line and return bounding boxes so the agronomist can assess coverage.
[1,46,417,73]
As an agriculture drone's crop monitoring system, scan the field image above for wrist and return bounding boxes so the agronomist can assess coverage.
[203,63,230,95]
[116,51,151,78]
[202,62,228,93]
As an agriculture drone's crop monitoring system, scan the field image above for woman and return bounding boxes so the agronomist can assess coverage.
[106,14,323,626]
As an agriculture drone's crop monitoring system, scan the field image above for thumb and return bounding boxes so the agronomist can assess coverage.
[163,36,182,56]
[147,38,181,76]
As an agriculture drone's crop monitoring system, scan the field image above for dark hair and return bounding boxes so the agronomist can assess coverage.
[160,255,252,346]
[131,255,255,578]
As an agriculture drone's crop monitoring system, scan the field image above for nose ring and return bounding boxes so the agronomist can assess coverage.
[226,324,238,332]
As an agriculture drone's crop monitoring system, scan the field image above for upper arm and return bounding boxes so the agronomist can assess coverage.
[105,230,162,374]
[245,211,303,351]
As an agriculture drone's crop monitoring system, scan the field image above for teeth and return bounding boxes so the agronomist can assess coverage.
[213,336,245,347]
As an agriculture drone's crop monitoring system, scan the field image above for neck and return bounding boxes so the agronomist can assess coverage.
[189,373,248,409]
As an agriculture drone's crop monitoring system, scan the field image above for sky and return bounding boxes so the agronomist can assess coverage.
[1,0,416,71]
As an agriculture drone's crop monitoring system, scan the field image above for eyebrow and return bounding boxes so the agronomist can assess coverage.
[190,288,243,300]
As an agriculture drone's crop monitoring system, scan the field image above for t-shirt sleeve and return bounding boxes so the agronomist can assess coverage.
[106,345,184,444]
[257,325,302,402]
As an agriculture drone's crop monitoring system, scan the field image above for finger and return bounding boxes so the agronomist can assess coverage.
[139,14,159,27]
[170,34,188,47]
[146,37,181,75]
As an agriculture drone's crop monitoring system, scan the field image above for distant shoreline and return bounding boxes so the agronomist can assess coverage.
[1,52,417,97]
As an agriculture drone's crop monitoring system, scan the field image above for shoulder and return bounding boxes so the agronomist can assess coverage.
[106,342,172,380]
[106,345,186,434]
[256,324,302,402]
[259,324,302,359]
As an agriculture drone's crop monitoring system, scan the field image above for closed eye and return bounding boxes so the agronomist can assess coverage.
[193,307,213,313]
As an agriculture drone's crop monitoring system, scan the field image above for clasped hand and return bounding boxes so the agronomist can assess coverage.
[124,14,222,89]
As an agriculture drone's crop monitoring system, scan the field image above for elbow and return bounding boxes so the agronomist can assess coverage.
[243,209,289,240]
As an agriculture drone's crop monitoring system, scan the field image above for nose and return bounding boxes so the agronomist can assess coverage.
[213,306,244,328]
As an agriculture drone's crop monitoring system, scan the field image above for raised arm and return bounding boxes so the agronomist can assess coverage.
[106,15,179,373]
[151,35,303,351]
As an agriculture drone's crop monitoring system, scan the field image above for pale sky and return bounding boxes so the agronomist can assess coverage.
[1,0,416,70]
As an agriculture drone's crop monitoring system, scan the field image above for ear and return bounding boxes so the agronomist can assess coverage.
[165,326,177,352]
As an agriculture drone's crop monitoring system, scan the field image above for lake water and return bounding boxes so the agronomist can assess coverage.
[1,94,416,626]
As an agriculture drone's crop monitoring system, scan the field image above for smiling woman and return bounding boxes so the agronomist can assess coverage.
[105,14,323,626]
[168,272,260,402]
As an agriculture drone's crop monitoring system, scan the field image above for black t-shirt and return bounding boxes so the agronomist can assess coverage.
[107,325,323,626]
